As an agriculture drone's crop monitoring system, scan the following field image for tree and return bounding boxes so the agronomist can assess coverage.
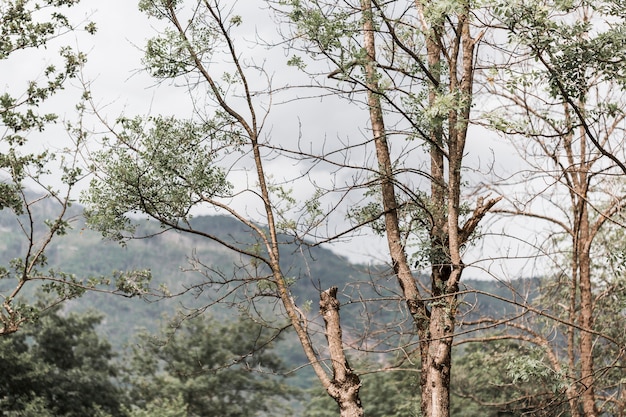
[0,0,142,335]
[124,313,297,417]
[275,0,500,414]
[84,1,365,415]
[482,1,626,415]
[0,306,125,416]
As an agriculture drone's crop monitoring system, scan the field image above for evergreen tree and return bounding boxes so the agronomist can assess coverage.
[0,307,125,416]
[124,314,298,417]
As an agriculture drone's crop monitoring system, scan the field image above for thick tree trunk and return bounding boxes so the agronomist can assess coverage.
[361,1,492,415]
[362,1,442,415]
[360,0,423,319]
[420,305,454,416]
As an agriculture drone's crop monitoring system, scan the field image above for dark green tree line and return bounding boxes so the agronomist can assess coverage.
[0,305,297,417]
[124,314,297,417]
[0,307,124,416]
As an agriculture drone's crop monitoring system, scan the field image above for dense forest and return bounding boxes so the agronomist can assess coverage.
[2,0,626,416]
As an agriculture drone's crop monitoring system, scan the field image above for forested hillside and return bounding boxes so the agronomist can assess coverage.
[3,0,626,416]
[0,201,361,345]
[1,201,544,416]
[0,199,528,349]
[0,197,535,355]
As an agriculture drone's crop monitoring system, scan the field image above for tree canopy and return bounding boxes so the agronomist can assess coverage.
[0,307,124,416]
[124,314,297,417]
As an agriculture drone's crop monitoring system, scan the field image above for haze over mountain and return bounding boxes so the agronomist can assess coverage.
[0,195,382,344]
[0,197,528,357]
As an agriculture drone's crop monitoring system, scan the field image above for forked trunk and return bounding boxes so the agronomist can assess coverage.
[361,1,487,415]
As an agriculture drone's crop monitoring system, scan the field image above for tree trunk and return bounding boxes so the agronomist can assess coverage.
[567,118,597,417]
[567,240,581,417]
[578,207,598,417]
[320,287,364,417]
[360,0,426,318]
[420,304,454,416]
[420,3,454,414]
[361,1,492,415]
[360,0,423,319]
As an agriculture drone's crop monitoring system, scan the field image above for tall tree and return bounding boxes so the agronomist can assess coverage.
[483,1,626,415]
[84,1,364,415]
[277,0,500,414]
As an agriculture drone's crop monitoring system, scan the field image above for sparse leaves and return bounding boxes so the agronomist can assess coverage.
[282,0,358,53]
[494,0,626,100]
[144,29,193,78]
[0,0,103,335]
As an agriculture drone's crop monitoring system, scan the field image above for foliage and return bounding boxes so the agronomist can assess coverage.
[125,395,187,417]
[0,0,103,334]
[451,341,570,416]
[494,0,626,100]
[85,116,234,242]
[452,274,626,415]
[0,307,125,416]
[124,313,298,417]
[78,0,626,416]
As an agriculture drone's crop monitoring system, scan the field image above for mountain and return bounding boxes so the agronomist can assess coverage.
[0,197,533,367]
[0,195,382,348]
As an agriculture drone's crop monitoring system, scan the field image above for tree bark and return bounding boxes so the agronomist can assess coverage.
[567,117,597,417]
[320,287,364,417]
[362,1,492,415]
[578,205,598,417]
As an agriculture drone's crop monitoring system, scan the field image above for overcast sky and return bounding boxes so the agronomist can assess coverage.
[5,0,549,275]
[73,1,399,264]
